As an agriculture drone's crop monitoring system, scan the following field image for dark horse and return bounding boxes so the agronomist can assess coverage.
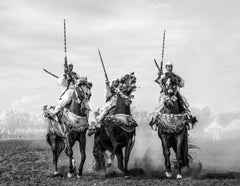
[93,73,137,178]
[150,76,196,179]
[44,79,92,178]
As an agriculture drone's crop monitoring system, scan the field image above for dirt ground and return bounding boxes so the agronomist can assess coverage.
[0,139,240,186]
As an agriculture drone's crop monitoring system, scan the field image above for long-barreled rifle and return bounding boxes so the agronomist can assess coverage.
[154,29,166,84]
[64,19,68,74]
[98,49,109,83]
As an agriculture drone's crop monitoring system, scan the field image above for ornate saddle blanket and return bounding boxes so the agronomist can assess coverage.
[105,114,138,132]
[44,108,88,137]
[61,109,89,132]
[151,113,188,134]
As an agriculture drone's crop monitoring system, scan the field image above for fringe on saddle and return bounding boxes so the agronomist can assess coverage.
[43,108,89,137]
[149,113,189,134]
[104,114,138,132]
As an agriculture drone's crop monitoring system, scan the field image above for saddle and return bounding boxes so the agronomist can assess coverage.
[104,114,138,132]
[150,113,188,134]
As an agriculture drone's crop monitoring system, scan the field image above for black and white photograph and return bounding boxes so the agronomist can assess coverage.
[1,0,240,185]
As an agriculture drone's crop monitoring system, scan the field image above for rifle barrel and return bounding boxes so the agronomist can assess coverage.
[64,19,67,58]
[161,29,166,66]
[98,49,109,82]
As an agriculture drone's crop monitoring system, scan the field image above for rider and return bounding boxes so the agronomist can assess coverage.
[155,61,190,114]
[95,78,120,125]
[51,62,81,117]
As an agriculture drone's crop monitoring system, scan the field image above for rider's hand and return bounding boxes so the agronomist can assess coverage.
[106,80,110,86]
[64,67,68,74]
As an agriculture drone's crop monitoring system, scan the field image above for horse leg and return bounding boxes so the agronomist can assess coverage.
[115,147,125,174]
[48,132,60,176]
[159,133,172,178]
[124,134,135,177]
[77,131,86,177]
[176,133,184,179]
[65,132,75,178]
[106,127,118,167]
[93,133,106,172]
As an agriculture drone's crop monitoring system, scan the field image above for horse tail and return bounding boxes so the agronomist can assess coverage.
[46,132,51,146]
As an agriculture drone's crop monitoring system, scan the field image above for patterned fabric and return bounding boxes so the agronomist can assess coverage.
[62,109,89,132]
[44,108,88,137]
[151,113,188,134]
[105,114,138,132]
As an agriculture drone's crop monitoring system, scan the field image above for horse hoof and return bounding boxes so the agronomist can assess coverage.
[177,174,183,179]
[165,171,172,178]
[77,174,81,178]
[67,172,74,178]
[51,172,63,177]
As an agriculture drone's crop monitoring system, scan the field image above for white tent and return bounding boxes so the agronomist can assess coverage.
[204,120,223,140]
[222,119,240,139]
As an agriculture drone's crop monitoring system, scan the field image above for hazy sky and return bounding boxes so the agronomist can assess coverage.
[1,0,240,117]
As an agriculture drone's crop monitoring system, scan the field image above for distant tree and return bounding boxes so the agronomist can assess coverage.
[1,110,46,131]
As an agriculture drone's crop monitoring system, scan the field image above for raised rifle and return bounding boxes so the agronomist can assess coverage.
[63,19,68,74]
[154,29,166,84]
[98,49,109,83]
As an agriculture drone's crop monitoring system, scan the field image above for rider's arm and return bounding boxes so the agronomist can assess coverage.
[176,74,184,88]
[104,82,113,100]
[179,78,184,88]
[57,75,68,87]
[155,71,164,85]
[74,73,81,80]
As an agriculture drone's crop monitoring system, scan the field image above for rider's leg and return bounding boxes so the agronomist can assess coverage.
[96,102,112,123]
[52,90,74,115]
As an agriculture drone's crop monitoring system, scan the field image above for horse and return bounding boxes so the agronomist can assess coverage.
[150,76,196,179]
[92,73,137,178]
[44,79,92,178]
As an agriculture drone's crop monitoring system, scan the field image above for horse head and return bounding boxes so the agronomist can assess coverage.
[70,78,92,117]
[114,72,137,115]
[119,72,137,96]
[165,77,178,97]
[162,76,180,114]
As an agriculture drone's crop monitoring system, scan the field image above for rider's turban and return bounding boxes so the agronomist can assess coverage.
[165,61,173,66]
